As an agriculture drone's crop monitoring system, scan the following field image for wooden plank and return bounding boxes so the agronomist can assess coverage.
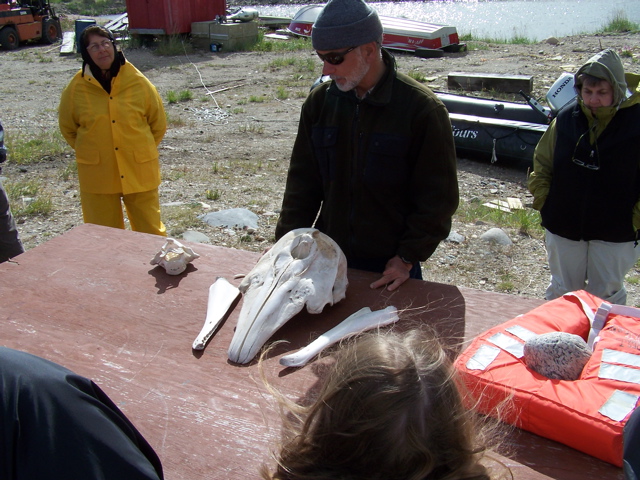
[60,31,75,55]
[448,71,533,93]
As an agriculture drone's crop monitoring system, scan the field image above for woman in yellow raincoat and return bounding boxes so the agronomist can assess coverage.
[59,25,166,235]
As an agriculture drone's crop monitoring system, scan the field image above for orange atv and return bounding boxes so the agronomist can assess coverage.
[0,0,62,50]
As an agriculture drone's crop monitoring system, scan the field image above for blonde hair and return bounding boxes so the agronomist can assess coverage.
[262,329,504,480]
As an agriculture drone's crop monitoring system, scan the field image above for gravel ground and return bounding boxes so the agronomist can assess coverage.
[1,29,639,305]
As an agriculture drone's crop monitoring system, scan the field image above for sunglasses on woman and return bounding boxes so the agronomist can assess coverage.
[316,46,356,65]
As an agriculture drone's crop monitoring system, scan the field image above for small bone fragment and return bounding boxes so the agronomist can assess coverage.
[192,277,241,350]
[279,305,399,367]
[150,238,200,275]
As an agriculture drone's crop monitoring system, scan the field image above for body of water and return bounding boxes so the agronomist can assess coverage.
[253,0,640,41]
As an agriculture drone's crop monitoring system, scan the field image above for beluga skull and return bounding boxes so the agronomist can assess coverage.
[228,228,348,364]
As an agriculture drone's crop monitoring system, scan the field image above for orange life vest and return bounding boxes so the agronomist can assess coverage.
[454,290,640,466]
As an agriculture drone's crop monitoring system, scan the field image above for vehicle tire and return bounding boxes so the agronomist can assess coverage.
[42,18,61,44]
[0,27,20,50]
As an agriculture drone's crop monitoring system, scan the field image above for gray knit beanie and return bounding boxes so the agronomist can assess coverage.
[311,0,383,51]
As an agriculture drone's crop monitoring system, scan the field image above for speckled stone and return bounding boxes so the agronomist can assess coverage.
[524,332,592,380]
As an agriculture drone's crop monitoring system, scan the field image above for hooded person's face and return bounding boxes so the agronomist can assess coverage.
[86,33,115,72]
[580,79,614,115]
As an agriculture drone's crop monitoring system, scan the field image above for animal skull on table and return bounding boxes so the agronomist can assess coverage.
[228,228,348,364]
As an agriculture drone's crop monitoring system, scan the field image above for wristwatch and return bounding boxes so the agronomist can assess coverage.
[400,256,413,265]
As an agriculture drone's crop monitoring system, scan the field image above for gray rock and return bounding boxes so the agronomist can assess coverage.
[181,230,210,244]
[480,227,512,245]
[199,208,259,230]
[446,231,465,243]
[524,332,592,380]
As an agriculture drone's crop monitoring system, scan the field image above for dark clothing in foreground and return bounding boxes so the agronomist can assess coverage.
[0,347,163,480]
[0,119,24,263]
[0,182,24,262]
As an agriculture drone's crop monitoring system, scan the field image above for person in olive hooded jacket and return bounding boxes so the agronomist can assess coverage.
[59,25,167,235]
[528,49,640,304]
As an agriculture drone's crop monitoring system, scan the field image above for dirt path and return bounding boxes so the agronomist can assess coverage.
[1,31,639,305]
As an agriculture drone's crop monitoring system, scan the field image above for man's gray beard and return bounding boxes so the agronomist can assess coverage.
[333,51,369,93]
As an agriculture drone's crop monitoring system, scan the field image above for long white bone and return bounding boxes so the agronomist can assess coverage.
[279,305,399,367]
[228,228,348,364]
[192,277,241,350]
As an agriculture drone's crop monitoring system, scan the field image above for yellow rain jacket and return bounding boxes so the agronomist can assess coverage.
[59,62,166,195]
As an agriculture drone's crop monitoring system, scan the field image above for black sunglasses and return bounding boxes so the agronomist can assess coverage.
[316,46,356,65]
[571,128,600,171]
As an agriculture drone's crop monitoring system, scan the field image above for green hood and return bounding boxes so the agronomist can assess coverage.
[575,49,628,106]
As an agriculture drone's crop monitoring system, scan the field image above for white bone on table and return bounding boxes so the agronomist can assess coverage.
[0,224,623,480]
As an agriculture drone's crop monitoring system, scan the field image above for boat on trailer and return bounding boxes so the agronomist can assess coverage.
[311,72,576,168]
[288,4,462,53]
[437,72,576,167]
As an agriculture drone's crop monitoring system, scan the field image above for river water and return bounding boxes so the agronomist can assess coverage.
[253,0,640,41]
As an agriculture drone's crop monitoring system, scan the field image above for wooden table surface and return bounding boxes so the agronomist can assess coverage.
[0,224,623,480]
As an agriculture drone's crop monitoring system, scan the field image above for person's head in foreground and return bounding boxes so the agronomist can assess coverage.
[574,48,628,115]
[262,329,503,480]
[311,0,385,96]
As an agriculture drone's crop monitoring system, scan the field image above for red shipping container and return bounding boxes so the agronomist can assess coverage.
[126,0,226,35]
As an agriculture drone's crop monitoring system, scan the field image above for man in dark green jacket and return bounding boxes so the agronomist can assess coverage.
[275,0,459,292]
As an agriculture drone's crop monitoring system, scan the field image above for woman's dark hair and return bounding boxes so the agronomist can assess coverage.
[574,72,610,95]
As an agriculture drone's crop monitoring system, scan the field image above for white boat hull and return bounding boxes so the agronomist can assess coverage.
[288,4,460,52]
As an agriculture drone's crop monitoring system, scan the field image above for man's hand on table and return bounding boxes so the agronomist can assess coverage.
[369,255,413,292]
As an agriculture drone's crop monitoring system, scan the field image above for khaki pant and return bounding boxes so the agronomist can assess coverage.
[545,229,640,305]
[80,190,166,236]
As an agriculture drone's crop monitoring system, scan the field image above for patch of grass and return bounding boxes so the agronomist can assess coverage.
[5,179,53,217]
[238,123,265,134]
[5,129,69,165]
[497,273,516,293]
[165,112,185,127]
[275,86,289,100]
[162,203,201,237]
[266,56,317,77]
[627,275,640,286]
[205,189,220,200]
[166,90,178,104]
[600,10,639,33]
[248,95,267,103]
[154,35,193,56]
[254,31,311,53]
[59,160,78,181]
[455,198,544,237]
[163,166,189,181]
[35,52,53,63]
[458,32,534,45]
[178,90,193,102]
[407,70,427,83]
[231,107,245,114]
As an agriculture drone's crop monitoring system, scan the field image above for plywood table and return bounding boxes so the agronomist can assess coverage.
[0,224,622,480]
